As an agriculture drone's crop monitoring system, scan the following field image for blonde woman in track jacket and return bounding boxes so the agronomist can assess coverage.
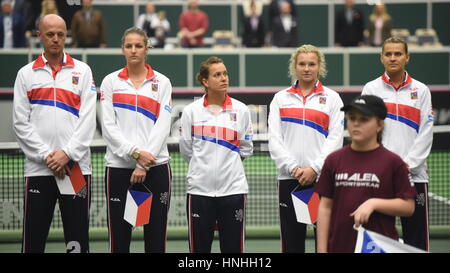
[268,44,344,253]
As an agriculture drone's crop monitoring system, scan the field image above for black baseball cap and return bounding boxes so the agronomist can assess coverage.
[341,95,387,120]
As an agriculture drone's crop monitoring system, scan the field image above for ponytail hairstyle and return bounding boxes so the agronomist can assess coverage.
[195,56,224,93]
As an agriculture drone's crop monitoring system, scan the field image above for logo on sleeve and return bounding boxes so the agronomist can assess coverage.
[91,80,96,92]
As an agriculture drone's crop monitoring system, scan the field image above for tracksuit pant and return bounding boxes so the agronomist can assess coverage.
[278,179,316,253]
[401,183,429,251]
[187,194,246,253]
[105,164,171,253]
[22,175,91,253]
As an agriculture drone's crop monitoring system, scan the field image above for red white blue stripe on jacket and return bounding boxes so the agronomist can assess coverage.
[280,81,330,137]
[28,54,82,117]
[192,125,241,153]
[112,93,160,123]
[28,87,81,117]
[381,74,420,132]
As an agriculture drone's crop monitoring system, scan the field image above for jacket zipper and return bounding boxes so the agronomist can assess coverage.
[214,112,218,197]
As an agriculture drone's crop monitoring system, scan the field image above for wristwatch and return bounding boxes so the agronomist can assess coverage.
[132,150,140,160]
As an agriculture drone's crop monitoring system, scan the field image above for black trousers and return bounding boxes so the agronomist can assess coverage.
[22,175,91,253]
[278,179,316,253]
[187,194,246,253]
[105,164,171,253]
[401,183,429,251]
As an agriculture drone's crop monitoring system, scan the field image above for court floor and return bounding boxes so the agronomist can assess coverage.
[1,238,449,253]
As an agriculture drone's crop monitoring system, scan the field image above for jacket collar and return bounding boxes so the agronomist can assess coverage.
[32,52,74,69]
[203,94,233,110]
[287,80,324,95]
[381,71,412,91]
[118,64,155,81]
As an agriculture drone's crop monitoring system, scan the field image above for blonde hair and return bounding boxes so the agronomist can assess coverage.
[289,44,327,83]
[41,0,59,16]
[369,3,391,23]
[196,56,224,92]
[382,36,408,54]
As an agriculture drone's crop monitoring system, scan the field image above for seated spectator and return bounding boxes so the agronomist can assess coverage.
[178,0,209,48]
[271,1,298,48]
[335,0,364,47]
[368,2,392,47]
[71,0,106,48]
[242,0,265,47]
[0,0,26,48]
[136,2,170,48]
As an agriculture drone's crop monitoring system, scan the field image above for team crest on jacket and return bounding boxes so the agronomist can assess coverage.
[152,83,158,92]
[229,112,237,122]
[410,91,418,100]
[319,96,327,104]
[72,76,79,85]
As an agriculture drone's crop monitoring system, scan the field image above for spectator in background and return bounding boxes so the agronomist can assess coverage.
[335,0,364,47]
[242,0,265,47]
[35,0,59,35]
[24,0,42,38]
[152,11,170,48]
[0,0,26,48]
[136,2,170,49]
[268,0,296,32]
[367,2,392,47]
[136,2,157,39]
[178,0,208,48]
[271,1,298,48]
[241,0,263,17]
[71,0,106,48]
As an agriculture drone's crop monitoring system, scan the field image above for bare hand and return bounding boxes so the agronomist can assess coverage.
[46,150,69,173]
[136,150,157,169]
[130,167,147,184]
[53,168,66,180]
[297,167,317,186]
[350,199,375,227]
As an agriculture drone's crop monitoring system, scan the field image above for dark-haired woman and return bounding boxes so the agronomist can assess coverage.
[179,56,253,253]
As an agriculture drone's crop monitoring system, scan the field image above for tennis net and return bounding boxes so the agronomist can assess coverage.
[1,135,449,232]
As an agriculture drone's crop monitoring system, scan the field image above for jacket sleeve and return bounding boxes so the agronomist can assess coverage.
[12,68,52,163]
[311,94,344,174]
[62,65,96,162]
[268,94,298,175]
[404,87,433,173]
[179,106,193,163]
[239,107,254,158]
[142,78,173,157]
[100,74,137,159]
